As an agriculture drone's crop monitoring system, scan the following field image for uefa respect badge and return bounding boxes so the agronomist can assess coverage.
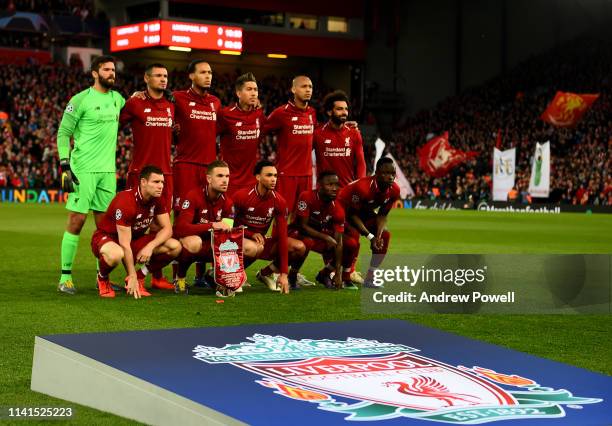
[193,335,602,424]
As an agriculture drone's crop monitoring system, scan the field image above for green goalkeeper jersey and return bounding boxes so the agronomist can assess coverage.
[57,87,125,173]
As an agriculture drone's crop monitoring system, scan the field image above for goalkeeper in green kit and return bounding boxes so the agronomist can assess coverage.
[56,55,125,294]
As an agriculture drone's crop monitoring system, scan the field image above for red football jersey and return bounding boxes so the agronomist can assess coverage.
[263,101,317,176]
[97,187,168,239]
[233,185,289,273]
[338,176,400,218]
[313,122,366,188]
[173,88,221,165]
[218,105,266,188]
[291,189,345,235]
[120,94,174,174]
[173,186,235,238]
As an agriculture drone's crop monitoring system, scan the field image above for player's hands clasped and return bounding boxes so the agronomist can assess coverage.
[251,233,265,246]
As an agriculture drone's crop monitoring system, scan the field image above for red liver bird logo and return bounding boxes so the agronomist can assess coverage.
[384,376,482,407]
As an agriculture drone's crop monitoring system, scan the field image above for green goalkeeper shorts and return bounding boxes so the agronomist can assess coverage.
[66,172,116,214]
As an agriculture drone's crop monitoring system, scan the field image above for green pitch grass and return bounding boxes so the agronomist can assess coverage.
[0,203,610,424]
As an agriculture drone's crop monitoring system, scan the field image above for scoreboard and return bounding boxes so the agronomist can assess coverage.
[111,20,243,53]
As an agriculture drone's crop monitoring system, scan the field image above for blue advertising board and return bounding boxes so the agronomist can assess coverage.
[37,320,610,425]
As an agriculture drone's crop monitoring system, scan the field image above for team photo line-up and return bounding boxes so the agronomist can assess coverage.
[57,55,400,299]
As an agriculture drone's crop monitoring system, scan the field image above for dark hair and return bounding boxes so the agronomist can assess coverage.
[145,63,167,75]
[207,160,229,174]
[322,90,349,113]
[375,157,394,171]
[235,72,257,91]
[90,55,116,73]
[254,160,275,175]
[318,170,338,181]
[139,165,164,180]
[187,59,209,73]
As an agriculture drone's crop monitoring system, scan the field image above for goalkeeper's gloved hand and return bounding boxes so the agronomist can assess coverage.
[60,159,79,193]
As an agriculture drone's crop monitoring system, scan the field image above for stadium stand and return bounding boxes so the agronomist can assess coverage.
[0,37,610,206]
[388,37,611,206]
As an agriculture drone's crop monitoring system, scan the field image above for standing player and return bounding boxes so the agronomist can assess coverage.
[172,59,221,209]
[263,75,316,212]
[289,171,360,289]
[90,165,181,298]
[218,72,266,197]
[172,160,258,293]
[120,63,174,212]
[121,63,175,290]
[56,55,125,294]
[338,157,400,288]
[233,160,307,293]
[313,90,366,188]
[173,60,221,286]
[313,90,367,285]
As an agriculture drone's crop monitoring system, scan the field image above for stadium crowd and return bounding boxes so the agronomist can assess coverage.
[0,37,610,206]
[389,37,611,206]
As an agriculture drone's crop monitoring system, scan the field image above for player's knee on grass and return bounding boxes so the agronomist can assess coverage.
[66,212,87,234]
[181,236,202,254]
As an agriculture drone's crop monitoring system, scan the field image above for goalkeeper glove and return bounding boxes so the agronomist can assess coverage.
[60,159,79,193]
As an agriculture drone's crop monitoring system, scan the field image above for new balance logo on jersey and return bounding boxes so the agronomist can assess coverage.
[189,102,196,106]
[248,207,255,212]
[235,122,242,127]
[144,108,151,113]
[324,139,331,144]
[291,117,298,121]
[136,214,142,219]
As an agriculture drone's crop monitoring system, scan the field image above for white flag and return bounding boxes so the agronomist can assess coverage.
[372,138,413,199]
[528,141,550,198]
[492,148,516,201]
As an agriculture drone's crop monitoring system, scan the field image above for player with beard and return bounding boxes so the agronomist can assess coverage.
[338,157,400,288]
[172,160,259,294]
[56,55,125,294]
[218,72,266,197]
[172,60,221,210]
[173,60,221,287]
[314,90,367,285]
[314,90,366,188]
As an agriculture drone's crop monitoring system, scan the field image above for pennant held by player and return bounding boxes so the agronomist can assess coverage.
[541,91,599,127]
[417,132,478,177]
[211,227,246,293]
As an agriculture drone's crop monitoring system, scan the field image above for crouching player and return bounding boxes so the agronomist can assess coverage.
[91,165,181,298]
[289,171,359,289]
[233,160,306,293]
[338,157,400,288]
[172,160,258,293]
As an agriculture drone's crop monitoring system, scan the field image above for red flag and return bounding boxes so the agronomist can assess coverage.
[417,132,478,177]
[541,91,599,127]
[211,227,246,293]
[495,128,503,149]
